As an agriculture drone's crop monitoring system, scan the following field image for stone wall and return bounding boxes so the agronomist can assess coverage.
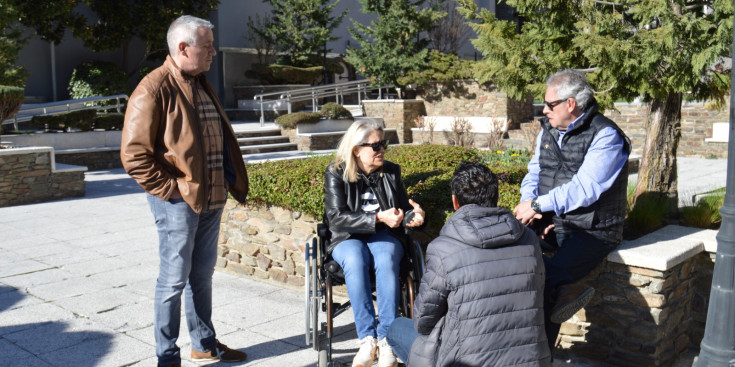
[560,259,695,367]
[217,201,318,288]
[0,147,86,207]
[56,149,122,170]
[415,80,534,129]
[603,101,729,158]
[363,100,425,144]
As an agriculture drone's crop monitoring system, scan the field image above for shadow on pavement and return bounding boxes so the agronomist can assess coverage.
[0,286,113,367]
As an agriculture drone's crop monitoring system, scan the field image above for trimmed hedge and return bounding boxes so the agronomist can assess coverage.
[94,113,124,130]
[274,111,321,129]
[246,145,528,239]
[320,102,353,120]
[32,109,97,131]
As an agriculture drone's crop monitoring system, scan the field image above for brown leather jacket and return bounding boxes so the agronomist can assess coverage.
[121,56,248,213]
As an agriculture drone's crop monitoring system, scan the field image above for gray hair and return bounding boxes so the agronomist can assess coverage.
[167,15,214,57]
[333,119,384,183]
[546,69,594,111]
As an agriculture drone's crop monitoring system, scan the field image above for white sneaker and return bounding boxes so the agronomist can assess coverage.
[378,338,398,367]
[352,336,377,367]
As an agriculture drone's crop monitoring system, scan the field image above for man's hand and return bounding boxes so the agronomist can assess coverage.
[514,199,542,225]
[377,208,404,228]
[540,224,555,240]
[406,199,425,227]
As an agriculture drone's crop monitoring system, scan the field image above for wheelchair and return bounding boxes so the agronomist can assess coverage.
[304,222,425,367]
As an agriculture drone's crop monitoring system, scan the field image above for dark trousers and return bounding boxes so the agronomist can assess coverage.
[541,230,618,351]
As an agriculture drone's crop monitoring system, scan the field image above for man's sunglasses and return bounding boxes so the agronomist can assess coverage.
[358,140,389,152]
[544,98,569,109]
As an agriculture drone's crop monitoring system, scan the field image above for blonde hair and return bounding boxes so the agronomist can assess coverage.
[333,119,384,182]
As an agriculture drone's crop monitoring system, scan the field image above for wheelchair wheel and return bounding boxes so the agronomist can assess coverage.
[304,237,320,348]
[318,349,328,367]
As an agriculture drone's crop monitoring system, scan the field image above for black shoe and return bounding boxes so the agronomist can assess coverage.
[550,284,595,324]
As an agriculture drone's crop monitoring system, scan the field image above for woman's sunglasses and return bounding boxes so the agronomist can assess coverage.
[358,140,389,152]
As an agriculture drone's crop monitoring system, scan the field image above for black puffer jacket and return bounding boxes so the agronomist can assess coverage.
[323,161,413,253]
[409,204,551,367]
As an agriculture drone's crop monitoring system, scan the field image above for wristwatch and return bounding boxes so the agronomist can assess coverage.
[531,198,542,214]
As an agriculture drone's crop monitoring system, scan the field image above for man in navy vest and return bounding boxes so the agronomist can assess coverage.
[514,69,631,351]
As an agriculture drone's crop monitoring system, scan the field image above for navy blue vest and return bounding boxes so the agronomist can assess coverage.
[537,103,631,244]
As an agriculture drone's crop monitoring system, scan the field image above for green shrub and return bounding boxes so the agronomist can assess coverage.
[274,111,321,129]
[94,113,125,130]
[31,109,97,131]
[320,102,354,120]
[246,144,528,240]
[681,188,724,228]
[0,85,24,121]
[68,61,130,109]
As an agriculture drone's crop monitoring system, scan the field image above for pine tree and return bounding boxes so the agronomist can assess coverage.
[254,0,347,67]
[457,0,733,216]
[346,0,445,94]
[0,0,28,86]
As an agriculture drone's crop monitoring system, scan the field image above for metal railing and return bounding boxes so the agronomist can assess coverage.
[2,94,129,130]
[253,80,393,125]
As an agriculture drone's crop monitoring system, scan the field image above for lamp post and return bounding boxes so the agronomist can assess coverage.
[694,4,735,366]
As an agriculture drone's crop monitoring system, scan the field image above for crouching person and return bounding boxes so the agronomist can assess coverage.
[386,162,551,366]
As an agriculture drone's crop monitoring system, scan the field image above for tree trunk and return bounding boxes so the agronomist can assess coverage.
[633,92,682,218]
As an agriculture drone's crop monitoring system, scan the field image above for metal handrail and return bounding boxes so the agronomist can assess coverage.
[253,80,393,125]
[2,94,129,130]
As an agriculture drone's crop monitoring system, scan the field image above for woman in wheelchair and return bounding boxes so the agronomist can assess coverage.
[323,119,424,367]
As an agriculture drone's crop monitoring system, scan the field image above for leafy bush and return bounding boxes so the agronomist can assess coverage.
[320,102,353,120]
[624,190,669,240]
[0,86,24,121]
[94,113,125,130]
[31,109,97,131]
[246,145,528,240]
[68,61,130,108]
[274,111,321,129]
[397,50,476,86]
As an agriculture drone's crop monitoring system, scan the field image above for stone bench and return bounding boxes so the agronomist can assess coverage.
[558,225,718,366]
[3,131,123,170]
[0,146,86,207]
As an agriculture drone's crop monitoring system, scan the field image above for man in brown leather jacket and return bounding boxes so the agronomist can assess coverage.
[120,15,248,367]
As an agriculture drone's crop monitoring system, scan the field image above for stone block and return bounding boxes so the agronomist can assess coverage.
[626,288,666,308]
[226,262,255,276]
[268,244,287,261]
[287,276,304,288]
[253,268,268,279]
[226,252,241,263]
[247,217,275,233]
[215,257,227,269]
[268,268,288,283]
[274,224,292,235]
[256,253,272,271]
[283,257,295,275]
[241,255,257,267]
[271,207,293,224]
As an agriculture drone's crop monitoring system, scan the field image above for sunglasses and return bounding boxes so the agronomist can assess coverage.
[358,140,389,152]
[544,98,568,109]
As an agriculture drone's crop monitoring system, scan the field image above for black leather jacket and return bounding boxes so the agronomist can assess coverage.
[323,161,413,254]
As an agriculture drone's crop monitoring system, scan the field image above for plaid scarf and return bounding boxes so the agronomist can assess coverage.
[194,81,226,211]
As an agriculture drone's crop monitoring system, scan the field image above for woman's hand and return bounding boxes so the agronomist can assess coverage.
[377,208,404,228]
[406,199,425,227]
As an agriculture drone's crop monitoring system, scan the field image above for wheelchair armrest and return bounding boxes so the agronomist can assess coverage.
[317,223,331,239]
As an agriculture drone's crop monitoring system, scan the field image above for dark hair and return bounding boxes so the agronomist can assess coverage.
[451,161,498,208]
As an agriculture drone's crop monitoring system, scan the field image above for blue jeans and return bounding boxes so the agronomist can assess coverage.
[542,230,618,351]
[386,317,418,363]
[147,194,222,365]
[331,229,404,340]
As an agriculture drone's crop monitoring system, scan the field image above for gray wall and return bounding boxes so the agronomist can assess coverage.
[15,0,502,105]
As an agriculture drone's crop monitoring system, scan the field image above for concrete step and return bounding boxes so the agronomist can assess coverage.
[237,135,290,146]
[240,142,298,155]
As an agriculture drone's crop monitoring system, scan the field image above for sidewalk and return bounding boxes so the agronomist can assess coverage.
[0,157,726,367]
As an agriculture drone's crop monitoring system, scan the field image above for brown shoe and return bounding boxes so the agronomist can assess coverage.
[550,283,595,324]
[191,340,248,363]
